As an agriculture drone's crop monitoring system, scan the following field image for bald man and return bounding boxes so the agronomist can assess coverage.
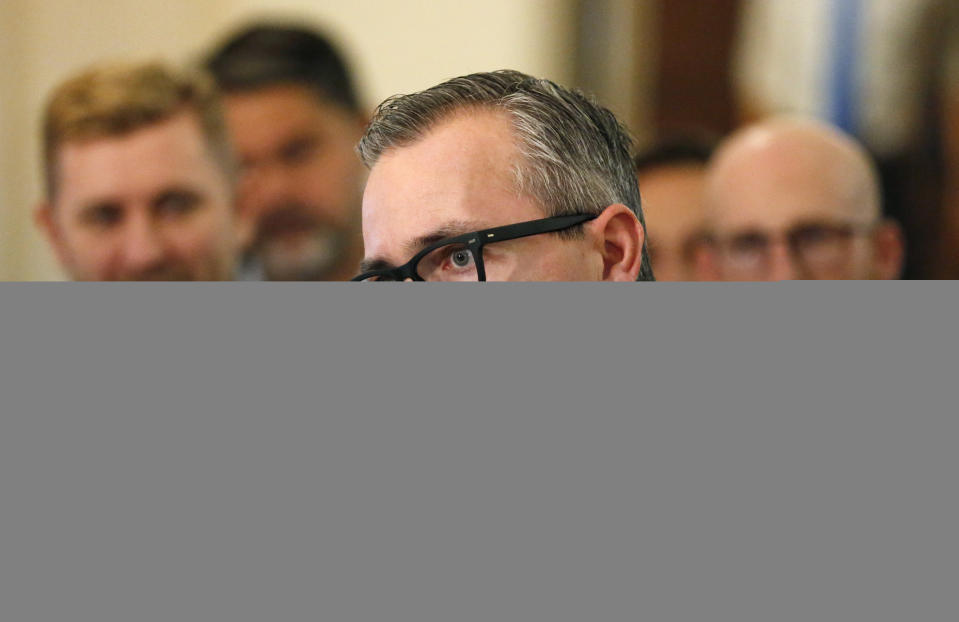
[704,118,904,281]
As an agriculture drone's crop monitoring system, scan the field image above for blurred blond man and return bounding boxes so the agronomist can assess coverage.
[36,61,243,281]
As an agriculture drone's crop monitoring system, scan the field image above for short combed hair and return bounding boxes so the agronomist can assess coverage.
[42,60,234,199]
[357,70,654,281]
[205,23,361,114]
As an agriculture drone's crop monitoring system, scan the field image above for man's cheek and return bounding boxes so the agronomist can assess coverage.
[304,182,355,224]
[64,235,103,272]
[75,247,114,280]
[168,224,213,262]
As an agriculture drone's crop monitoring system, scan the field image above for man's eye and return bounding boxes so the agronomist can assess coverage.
[450,248,474,268]
[418,244,479,280]
[156,192,201,217]
[81,205,122,227]
[279,138,319,166]
[792,225,841,248]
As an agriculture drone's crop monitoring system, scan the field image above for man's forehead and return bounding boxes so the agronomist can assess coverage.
[712,186,857,234]
[226,82,333,111]
[361,110,546,264]
[381,110,518,173]
[225,84,357,134]
[55,115,220,204]
[708,123,879,230]
[710,158,868,233]
[363,111,523,220]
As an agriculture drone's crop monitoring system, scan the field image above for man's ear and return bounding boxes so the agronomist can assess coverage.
[34,202,71,270]
[590,204,644,281]
[872,219,905,280]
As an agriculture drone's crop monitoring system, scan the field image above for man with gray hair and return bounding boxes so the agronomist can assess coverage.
[352,70,653,282]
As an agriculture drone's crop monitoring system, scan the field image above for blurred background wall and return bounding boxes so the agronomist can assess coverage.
[574,0,658,145]
[2,0,627,280]
[3,1,954,280]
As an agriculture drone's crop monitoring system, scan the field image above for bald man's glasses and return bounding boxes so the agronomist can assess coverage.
[352,213,598,282]
[716,221,876,278]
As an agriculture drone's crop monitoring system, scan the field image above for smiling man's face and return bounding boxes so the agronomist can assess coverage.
[38,111,237,281]
[360,110,603,282]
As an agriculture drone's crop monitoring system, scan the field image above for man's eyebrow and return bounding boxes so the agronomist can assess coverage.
[358,257,396,274]
[78,197,121,212]
[404,220,489,256]
[150,186,203,207]
[359,220,493,275]
[75,197,124,221]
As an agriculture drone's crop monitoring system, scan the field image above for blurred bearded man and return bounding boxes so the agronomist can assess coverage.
[206,23,367,280]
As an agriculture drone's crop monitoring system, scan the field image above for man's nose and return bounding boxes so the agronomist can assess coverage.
[241,164,293,216]
[119,215,167,273]
[767,239,800,281]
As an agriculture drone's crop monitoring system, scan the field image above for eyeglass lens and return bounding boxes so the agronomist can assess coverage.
[415,244,481,281]
[722,223,858,277]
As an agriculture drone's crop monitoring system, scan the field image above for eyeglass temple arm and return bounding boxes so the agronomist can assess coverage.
[477,214,598,244]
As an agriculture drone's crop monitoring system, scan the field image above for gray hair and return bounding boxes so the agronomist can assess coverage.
[357,70,653,281]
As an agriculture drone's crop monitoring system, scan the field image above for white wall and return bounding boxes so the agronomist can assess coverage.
[0,0,577,280]
[215,1,578,109]
[0,0,235,280]
[0,1,18,280]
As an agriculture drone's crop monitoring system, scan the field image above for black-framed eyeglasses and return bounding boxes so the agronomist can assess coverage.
[352,213,598,282]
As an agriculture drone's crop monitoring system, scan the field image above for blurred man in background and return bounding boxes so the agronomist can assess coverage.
[703,117,903,281]
[205,23,367,281]
[635,138,715,281]
[354,70,652,282]
[36,61,240,281]
[733,0,959,278]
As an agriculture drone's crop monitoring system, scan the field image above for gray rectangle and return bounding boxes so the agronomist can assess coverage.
[0,283,956,622]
